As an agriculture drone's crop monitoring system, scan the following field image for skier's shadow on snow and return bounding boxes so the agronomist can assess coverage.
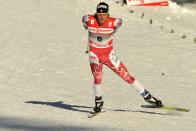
[25,101,173,116]
[25,101,93,113]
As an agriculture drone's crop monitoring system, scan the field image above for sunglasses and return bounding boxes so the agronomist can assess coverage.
[97,13,109,16]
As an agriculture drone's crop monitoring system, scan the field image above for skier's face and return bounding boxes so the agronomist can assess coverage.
[97,13,108,25]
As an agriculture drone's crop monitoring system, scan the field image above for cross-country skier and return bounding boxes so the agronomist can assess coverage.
[82,2,162,113]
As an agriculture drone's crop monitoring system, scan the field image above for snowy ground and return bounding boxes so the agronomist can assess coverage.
[0,0,196,130]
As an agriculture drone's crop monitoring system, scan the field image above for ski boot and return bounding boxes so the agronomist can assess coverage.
[142,90,163,107]
[93,97,104,113]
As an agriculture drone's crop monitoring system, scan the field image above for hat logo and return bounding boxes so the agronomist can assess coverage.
[97,5,107,9]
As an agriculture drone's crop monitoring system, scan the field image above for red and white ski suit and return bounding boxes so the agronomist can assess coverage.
[82,15,135,85]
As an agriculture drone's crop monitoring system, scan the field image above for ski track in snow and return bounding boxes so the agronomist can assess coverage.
[0,0,196,131]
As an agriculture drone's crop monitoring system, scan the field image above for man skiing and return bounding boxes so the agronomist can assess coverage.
[82,2,162,113]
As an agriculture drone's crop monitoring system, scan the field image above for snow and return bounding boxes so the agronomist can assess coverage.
[0,0,196,130]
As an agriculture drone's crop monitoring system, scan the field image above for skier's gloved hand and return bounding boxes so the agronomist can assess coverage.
[85,50,89,54]
[113,18,123,33]
[116,18,123,28]
[82,15,89,30]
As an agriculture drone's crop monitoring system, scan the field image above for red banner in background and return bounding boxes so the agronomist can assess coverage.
[126,0,169,6]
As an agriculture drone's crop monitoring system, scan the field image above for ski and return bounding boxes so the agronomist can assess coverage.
[88,111,105,118]
[159,105,190,112]
[141,105,190,112]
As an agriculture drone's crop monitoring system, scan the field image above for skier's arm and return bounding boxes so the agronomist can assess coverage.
[82,15,90,30]
[113,18,123,33]
[82,15,90,53]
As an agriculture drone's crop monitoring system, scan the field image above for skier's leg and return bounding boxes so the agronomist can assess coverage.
[106,58,146,93]
[107,51,162,106]
[90,63,103,97]
[105,59,146,94]
[90,63,104,112]
[107,52,147,94]
[89,51,104,112]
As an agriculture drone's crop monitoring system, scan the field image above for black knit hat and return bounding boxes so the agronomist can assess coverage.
[96,2,109,13]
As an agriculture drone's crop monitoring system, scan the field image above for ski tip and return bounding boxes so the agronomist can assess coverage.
[161,106,190,112]
[141,104,190,112]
